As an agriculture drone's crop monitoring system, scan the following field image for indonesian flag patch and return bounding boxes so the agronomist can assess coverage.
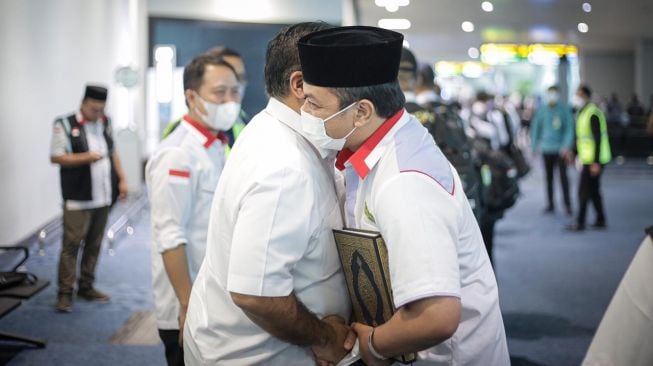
[168,169,190,185]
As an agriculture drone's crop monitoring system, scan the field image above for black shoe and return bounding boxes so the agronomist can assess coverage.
[591,221,607,229]
[543,206,555,214]
[565,207,573,217]
[56,293,73,313]
[565,223,585,232]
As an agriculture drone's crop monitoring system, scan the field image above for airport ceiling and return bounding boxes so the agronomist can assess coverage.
[356,0,653,62]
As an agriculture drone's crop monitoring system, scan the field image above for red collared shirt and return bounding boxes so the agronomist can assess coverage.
[183,115,229,147]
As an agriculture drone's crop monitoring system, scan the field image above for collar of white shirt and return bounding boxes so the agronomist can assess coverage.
[403,91,417,104]
[335,108,409,179]
[76,110,107,125]
[416,90,439,105]
[264,97,303,134]
[181,115,228,148]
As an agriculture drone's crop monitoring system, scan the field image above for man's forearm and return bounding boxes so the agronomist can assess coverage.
[373,296,461,357]
[51,153,95,167]
[112,151,127,181]
[231,292,331,347]
[162,246,193,308]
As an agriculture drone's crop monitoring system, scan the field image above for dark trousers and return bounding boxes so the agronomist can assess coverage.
[58,205,110,294]
[543,153,571,211]
[159,329,184,366]
[576,165,606,226]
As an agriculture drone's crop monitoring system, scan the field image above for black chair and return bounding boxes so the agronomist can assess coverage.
[0,246,49,348]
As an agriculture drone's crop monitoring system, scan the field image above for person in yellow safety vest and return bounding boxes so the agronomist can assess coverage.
[162,47,250,156]
[566,84,611,231]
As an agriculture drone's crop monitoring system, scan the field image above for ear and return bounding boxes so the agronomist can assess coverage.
[353,99,376,128]
[288,71,305,100]
[185,89,202,113]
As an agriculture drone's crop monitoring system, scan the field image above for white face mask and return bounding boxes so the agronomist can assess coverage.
[196,94,241,131]
[472,101,487,116]
[546,91,559,104]
[300,102,358,159]
[572,95,585,109]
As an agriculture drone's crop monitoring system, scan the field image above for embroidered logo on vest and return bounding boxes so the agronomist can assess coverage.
[364,202,376,224]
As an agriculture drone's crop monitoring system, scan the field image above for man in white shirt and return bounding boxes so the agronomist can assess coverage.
[183,22,351,365]
[50,85,128,313]
[297,26,510,365]
[146,54,241,366]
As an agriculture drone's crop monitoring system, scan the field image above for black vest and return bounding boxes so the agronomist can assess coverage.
[56,114,119,204]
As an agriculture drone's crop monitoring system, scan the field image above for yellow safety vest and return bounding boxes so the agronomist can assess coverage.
[576,103,611,164]
[224,120,245,157]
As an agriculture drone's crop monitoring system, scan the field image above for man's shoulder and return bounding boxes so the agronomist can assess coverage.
[228,120,314,180]
[237,111,306,152]
[148,137,193,170]
[380,119,455,194]
[53,112,75,124]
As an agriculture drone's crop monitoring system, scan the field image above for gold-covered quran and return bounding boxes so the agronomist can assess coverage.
[333,228,416,364]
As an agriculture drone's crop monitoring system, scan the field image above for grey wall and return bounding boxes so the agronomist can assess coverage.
[635,38,653,105]
[0,0,147,245]
[580,51,635,103]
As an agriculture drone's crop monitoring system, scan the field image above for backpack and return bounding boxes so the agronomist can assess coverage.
[420,103,483,220]
[501,111,530,178]
[473,139,520,214]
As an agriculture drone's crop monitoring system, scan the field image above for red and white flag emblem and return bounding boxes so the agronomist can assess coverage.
[168,169,190,185]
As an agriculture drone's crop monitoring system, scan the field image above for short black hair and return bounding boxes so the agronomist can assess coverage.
[400,47,417,75]
[578,84,592,98]
[476,91,491,102]
[205,46,241,59]
[548,85,559,92]
[331,81,405,119]
[264,21,333,98]
[183,54,238,92]
[416,63,436,88]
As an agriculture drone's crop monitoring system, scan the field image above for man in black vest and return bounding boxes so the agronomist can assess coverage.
[50,85,128,313]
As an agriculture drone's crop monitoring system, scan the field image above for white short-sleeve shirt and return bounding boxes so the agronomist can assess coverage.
[183,98,350,365]
[145,116,227,329]
[335,109,510,366]
[50,112,112,210]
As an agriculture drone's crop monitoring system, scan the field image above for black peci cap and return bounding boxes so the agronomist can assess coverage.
[298,26,404,88]
[84,85,108,101]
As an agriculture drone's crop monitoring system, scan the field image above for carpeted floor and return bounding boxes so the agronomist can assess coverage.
[0,158,651,366]
[497,157,653,366]
[0,198,166,366]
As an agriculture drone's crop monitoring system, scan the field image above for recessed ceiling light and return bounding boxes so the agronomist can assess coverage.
[378,18,412,30]
[468,47,480,59]
[482,1,494,12]
[386,3,399,12]
[375,0,410,12]
[462,21,475,32]
[582,2,592,12]
[578,22,589,33]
